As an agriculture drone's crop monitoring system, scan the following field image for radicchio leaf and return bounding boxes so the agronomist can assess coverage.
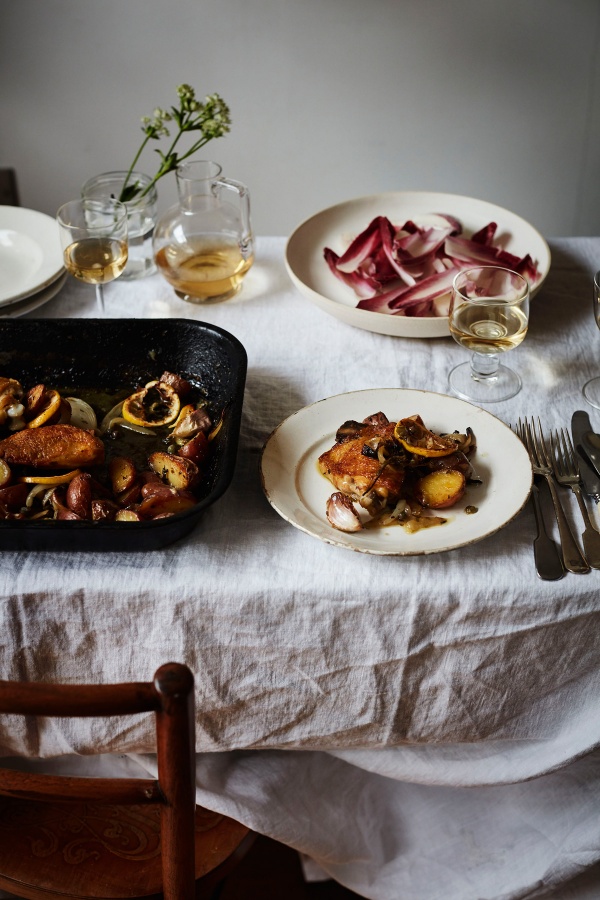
[323,213,541,318]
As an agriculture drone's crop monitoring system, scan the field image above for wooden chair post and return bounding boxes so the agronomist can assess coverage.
[0,169,19,205]
[154,662,197,900]
[0,664,252,899]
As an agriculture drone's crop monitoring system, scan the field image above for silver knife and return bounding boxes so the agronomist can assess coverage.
[571,411,600,501]
[531,475,566,580]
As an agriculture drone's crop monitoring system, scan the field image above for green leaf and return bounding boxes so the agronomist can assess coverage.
[119,182,142,203]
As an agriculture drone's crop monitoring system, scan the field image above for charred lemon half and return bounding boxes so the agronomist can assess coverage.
[122,381,181,428]
[393,416,457,458]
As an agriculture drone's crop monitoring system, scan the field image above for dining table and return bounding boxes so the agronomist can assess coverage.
[0,234,599,900]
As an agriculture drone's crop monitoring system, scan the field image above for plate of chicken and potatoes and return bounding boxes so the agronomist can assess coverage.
[260,388,532,556]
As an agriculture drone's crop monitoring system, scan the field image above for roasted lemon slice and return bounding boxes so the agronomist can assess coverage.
[121,382,181,428]
[393,417,457,458]
[18,468,81,485]
[26,389,62,429]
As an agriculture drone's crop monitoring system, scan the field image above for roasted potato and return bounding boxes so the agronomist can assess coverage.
[66,472,93,519]
[91,499,118,522]
[178,431,209,465]
[0,460,11,488]
[148,451,199,491]
[115,480,142,508]
[0,483,29,512]
[137,490,197,519]
[114,509,142,522]
[413,469,466,509]
[108,456,138,494]
[56,507,82,521]
[140,482,181,502]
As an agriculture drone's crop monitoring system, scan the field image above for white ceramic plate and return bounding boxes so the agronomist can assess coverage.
[0,271,67,318]
[0,206,64,306]
[285,192,551,339]
[260,388,532,555]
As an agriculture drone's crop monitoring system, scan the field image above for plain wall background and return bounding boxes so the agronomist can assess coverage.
[1,0,600,239]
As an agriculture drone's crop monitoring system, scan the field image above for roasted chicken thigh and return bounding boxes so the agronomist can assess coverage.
[0,425,105,469]
[318,417,404,513]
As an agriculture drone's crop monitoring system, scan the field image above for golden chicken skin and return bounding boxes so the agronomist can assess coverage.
[0,425,104,469]
[318,418,405,513]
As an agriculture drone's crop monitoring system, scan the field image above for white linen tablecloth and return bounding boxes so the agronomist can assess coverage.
[0,236,599,899]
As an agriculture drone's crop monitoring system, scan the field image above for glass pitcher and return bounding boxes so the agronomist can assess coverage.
[153,160,254,303]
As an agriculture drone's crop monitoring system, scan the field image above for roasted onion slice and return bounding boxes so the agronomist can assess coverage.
[66,397,98,432]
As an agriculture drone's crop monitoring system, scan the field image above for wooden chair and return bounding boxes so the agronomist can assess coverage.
[0,168,19,205]
[0,663,254,900]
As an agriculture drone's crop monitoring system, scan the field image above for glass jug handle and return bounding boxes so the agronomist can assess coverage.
[216,178,254,259]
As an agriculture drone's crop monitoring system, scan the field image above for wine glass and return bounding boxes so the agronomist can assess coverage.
[448,266,530,403]
[582,271,600,409]
[57,198,128,315]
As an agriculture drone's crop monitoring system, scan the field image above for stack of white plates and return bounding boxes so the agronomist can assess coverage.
[0,206,67,317]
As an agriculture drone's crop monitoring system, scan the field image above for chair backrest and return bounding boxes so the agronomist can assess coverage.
[0,169,19,205]
[0,662,196,900]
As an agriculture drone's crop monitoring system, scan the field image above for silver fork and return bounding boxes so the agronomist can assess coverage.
[514,424,564,580]
[519,418,590,574]
[550,428,600,569]
[522,482,566,581]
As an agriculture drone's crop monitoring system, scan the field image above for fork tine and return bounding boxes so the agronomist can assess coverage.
[518,416,529,449]
[550,429,564,478]
[534,417,552,467]
[524,417,539,465]
[563,429,580,475]
[527,420,538,464]
[514,418,523,444]
[557,428,570,476]
[528,420,537,463]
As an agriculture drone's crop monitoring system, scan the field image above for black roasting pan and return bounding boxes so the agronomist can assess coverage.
[0,318,247,551]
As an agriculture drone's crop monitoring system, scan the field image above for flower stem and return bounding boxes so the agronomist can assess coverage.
[135,132,185,199]
[176,136,210,163]
[120,135,151,202]
[117,86,231,201]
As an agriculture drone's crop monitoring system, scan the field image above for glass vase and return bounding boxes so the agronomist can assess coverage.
[81,171,158,280]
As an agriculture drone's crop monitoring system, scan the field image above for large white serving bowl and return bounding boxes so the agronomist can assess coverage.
[285,191,551,339]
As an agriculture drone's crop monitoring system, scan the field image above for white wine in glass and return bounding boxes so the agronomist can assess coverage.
[57,198,128,315]
[448,266,530,403]
[582,271,600,409]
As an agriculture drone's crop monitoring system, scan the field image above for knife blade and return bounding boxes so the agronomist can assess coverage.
[571,411,600,500]
[530,475,566,580]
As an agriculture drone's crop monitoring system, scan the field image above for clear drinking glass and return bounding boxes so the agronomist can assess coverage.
[448,266,530,403]
[582,271,600,409]
[57,198,128,315]
[81,171,158,280]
